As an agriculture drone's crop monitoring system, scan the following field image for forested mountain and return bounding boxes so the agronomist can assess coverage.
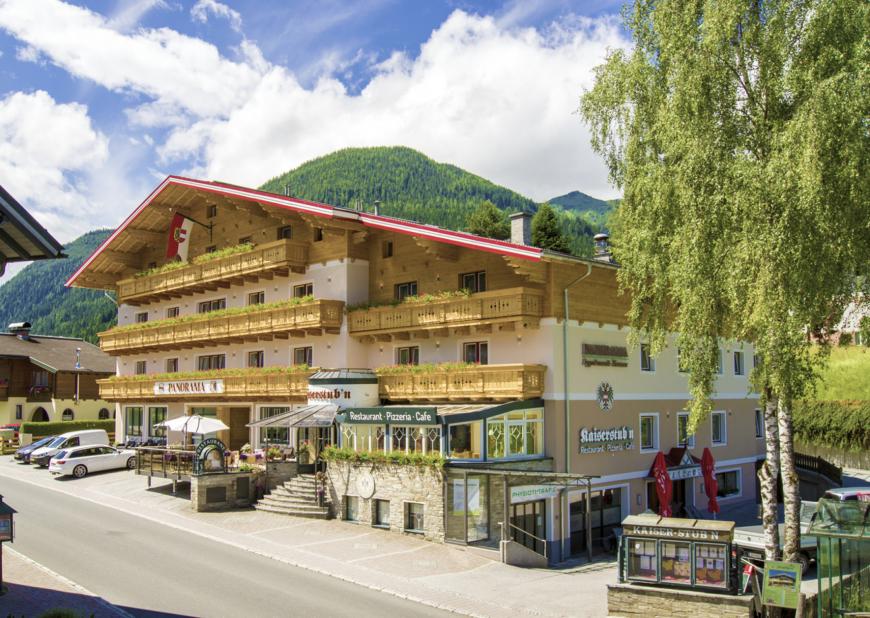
[260,147,598,256]
[0,230,115,343]
[548,190,618,230]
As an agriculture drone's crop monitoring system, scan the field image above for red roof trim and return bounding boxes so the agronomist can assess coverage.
[66,176,542,288]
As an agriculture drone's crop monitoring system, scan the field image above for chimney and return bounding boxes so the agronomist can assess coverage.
[510,212,531,246]
[373,200,381,216]
[283,184,292,197]
[8,322,32,340]
[593,233,613,263]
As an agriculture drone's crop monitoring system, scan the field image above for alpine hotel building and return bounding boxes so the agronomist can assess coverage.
[68,176,765,564]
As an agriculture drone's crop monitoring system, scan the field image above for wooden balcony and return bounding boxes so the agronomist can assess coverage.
[117,240,309,305]
[99,299,344,355]
[377,363,546,403]
[349,287,544,340]
[97,369,312,402]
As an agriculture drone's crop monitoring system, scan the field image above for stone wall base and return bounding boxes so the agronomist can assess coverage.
[607,583,752,618]
[191,472,261,512]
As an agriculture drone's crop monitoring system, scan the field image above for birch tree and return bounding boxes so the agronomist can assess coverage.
[581,0,869,562]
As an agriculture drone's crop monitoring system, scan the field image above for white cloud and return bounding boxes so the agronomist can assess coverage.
[14,44,41,63]
[108,0,169,33]
[0,91,108,241]
[190,0,242,32]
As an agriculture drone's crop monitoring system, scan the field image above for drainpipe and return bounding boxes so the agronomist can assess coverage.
[563,263,592,473]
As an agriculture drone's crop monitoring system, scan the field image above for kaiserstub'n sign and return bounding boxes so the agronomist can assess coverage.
[579,425,634,453]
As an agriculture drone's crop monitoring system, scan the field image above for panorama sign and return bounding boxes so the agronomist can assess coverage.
[579,425,634,454]
[154,379,224,396]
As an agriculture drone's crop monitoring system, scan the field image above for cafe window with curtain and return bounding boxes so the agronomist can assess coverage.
[390,426,440,454]
[486,409,543,459]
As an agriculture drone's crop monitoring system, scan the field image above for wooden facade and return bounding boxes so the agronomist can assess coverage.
[378,363,546,403]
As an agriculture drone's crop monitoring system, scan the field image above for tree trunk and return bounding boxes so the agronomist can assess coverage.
[758,392,781,561]
[777,398,802,563]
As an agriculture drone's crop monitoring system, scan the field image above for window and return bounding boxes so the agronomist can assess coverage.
[484,409,543,459]
[342,425,385,452]
[206,204,217,218]
[149,407,166,437]
[135,312,148,323]
[238,236,252,245]
[695,543,728,588]
[205,245,216,253]
[197,354,225,371]
[260,407,290,445]
[345,495,360,522]
[395,281,418,301]
[313,227,323,242]
[125,406,143,437]
[640,414,658,452]
[62,409,74,421]
[15,404,23,420]
[391,426,440,454]
[293,347,312,366]
[277,225,292,240]
[396,346,419,365]
[463,341,488,364]
[460,271,486,293]
[382,240,393,258]
[716,470,741,498]
[404,502,424,533]
[98,408,110,420]
[660,541,692,585]
[247,350,265,368]
[677,412,695,448]
[448,421,482,459]
[374,499,390,527]
[166,306,180,319]
[733,351,744,376]
[135,360,147,375]
[197,298,226,313]
[165,358,179,373]
[293,283,313,298]
[247,291,265,306]
[755,409,764,439]
[640,344,655,372]
[627,539,657,581]
[711,411,727,445]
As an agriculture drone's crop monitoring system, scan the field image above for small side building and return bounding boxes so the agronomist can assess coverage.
[0,322,116,425]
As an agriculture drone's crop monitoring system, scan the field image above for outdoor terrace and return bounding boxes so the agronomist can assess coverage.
[377,363,546,402]
[117,239,309,305]
[348,287,544,340]
[99,299,344,355]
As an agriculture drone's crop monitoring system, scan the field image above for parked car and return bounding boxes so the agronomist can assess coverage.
[822,487,870,502]
[49,445,136,478]
[30,430,110,467]
[14,435,57,464]
[733,501,818,575]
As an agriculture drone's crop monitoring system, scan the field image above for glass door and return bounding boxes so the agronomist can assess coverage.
[510,500,545,555]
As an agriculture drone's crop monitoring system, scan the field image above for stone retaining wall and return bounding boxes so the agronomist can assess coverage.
[607,583,753,618]
[326,461,446,542]
[191,471,262,512]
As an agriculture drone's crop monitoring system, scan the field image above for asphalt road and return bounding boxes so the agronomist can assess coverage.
[1,475,451,617]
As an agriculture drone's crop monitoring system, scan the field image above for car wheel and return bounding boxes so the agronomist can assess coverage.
[798,552,811,575]
[73,464,88,479]
[127,457,136,469]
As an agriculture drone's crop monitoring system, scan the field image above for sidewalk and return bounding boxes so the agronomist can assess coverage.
[2,546,127,617]
[0,459,616,618]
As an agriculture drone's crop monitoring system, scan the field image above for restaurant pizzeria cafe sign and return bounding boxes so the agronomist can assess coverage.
[153,379,225,396]
[342,407,437,425]
[579,425,634,454]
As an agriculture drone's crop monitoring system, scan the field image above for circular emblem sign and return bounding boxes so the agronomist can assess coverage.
[596,382,614,411]
[356,470,376,499]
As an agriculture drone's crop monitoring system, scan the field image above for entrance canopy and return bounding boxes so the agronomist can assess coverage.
[247,403,339,429]
[646,447,702,480]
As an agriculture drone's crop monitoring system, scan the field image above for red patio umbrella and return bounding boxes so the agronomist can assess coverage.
[652,451,673,517]
[701,447,720,515]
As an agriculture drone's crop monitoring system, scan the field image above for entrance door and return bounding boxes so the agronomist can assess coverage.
[571,488,624,555]
[510,500,545,555]
[228,407,250,450]
[672,479,687,517]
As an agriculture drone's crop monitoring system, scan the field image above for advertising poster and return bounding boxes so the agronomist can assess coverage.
[762,561,802,609]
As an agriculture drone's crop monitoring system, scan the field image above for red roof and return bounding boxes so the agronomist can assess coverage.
[66,175,542,287]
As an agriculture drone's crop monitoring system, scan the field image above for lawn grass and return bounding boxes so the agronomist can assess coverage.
[813,345,870,401]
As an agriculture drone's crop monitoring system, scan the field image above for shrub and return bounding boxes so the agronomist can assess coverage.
[860,316,870,347]
[21,419,115,438]
[792,400,870,451]
[839,332,853,346]
[322,445,444,469]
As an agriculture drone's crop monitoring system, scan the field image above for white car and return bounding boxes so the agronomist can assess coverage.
[49,445,137,478]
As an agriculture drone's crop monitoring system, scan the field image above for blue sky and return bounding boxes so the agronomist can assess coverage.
[0,0,628,282]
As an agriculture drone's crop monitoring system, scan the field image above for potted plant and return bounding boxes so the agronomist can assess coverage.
[297,440,310,463]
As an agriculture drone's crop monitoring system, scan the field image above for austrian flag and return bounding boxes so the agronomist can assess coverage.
[166,213,194,261]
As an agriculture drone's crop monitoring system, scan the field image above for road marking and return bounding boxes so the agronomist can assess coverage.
[347,542,430,563]
[5,546,136,618]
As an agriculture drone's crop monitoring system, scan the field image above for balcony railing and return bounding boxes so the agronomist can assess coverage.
[377,363,546,403]
[117,239,309,305]
[98,369,312,402]
[99,299,344,354]
[348,287,544,338]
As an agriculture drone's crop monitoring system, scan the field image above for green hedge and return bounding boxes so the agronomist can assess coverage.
[322,445,444,469]
[793,400,870,451]
[20,419,115,438]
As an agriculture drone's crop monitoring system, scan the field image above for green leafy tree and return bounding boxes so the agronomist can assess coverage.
[860,315,870,347]
[465,200,510,239]
[582,0,869,564]
[531,203,571,253]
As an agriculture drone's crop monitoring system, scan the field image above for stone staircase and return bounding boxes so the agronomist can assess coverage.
[254,474,331,519]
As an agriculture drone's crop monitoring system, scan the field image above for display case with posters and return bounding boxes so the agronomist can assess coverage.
[619,514,736,593]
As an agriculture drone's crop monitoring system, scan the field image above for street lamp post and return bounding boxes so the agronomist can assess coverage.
[0,494,17,595]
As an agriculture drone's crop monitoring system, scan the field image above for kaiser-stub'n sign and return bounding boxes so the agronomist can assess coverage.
[579,426,634,454]
[153,379,225,396]
[344,407,437,425]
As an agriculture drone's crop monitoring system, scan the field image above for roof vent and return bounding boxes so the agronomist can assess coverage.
[8,322,32,340]
[593,233,613,263]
